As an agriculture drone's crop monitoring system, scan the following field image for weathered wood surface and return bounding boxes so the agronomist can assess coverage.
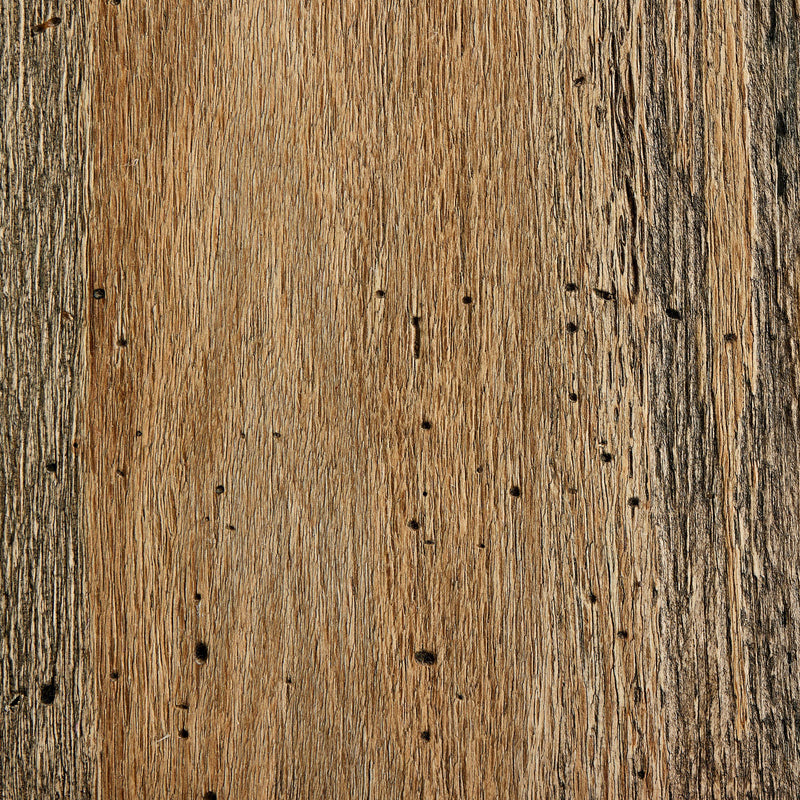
[5,0,800,798]
[0,1,92,798]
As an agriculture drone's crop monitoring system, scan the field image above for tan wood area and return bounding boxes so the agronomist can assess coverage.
[3,1,800,798]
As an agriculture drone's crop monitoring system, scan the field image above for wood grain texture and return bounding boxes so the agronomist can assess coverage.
[0,1,92,798]
[1,0,795,798]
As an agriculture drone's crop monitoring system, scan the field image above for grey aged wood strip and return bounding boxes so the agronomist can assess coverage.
[0,1,92,798]
[645,0,800,796]
[739,1,800,794]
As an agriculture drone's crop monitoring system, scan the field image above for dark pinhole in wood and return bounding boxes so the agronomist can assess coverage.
[110,671,119,681]
[408,519,420,531]
[600,453,613,463]
[116,468,126,478]
[628,497,640,508]
[203,793,217,800]
[589,592,597,604]
[272,431,281,438]
[456,692,464,700]
[633,686,642,703]
[422,491,428,497]
[566,322,578,333]
[135,430,142,437]
[478,542,486,549]
[421,420,432,430]
[509,485,521,497]
[724,332,737,342]
[226,524,235,531]
[375,289,385,298]
[565,282,578,292]
[573,75,586,86]
[92,288,105,300]
[665,307,682,320]
[414,650,437,665]
[476,466,483,473]
[194,642,209,664]
[194,593,202,602]
[176,702,189,710]
[45,462,57,473]
[286,676,292,684]
[462,295,473,304]
[40,683,57,705]
[637,769,646,780]
[421,730,431,741]
[593,287,615,301]
[777,111,788,137]
[117,337,127,346]
[425,539,435,545]
[778,162,789,197]
[568,392,578,402]
[411,316,421,359]
[215,485,224,495]
[617,630,629,640]
[178,728,189,739]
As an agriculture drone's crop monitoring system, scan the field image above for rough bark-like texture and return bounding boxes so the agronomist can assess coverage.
[4,0,800,798]
[0,2,92,799]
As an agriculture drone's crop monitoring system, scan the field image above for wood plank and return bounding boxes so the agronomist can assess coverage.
[0,1,92,798]
[1,0,794,797]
